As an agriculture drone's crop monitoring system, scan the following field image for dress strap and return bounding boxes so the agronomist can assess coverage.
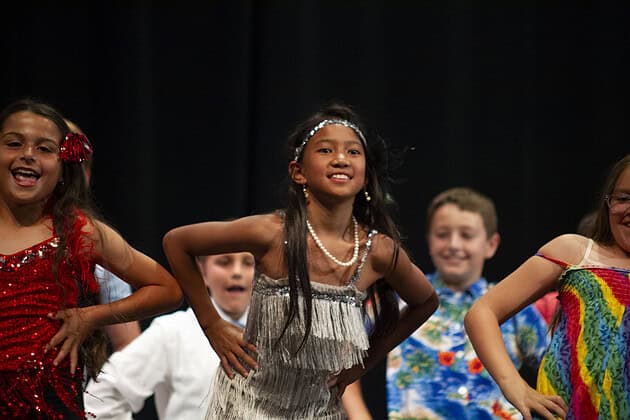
[576,238,594,266]
[535,238,593,270]
[349,230,378,286]
[534,252,570,269]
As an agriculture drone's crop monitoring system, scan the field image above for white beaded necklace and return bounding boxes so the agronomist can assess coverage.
[306,216,360,267]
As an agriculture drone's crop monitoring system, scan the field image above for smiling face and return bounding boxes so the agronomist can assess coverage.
[0,111,63,207]
[609,166,630,255]
[290,124,366,203]
[198,252,255,321]
[428,203,499,291]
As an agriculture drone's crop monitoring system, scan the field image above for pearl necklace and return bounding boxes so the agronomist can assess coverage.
[306,216,360,267]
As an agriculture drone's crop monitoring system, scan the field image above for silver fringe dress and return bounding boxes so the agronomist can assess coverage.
[206,230,377,420]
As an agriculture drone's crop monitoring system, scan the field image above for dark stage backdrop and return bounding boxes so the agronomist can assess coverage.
[2,2,627,419]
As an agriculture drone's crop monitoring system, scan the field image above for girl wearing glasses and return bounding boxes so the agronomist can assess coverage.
[465,154,630,420]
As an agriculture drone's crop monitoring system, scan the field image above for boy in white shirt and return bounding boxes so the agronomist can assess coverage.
[85,252,254,419]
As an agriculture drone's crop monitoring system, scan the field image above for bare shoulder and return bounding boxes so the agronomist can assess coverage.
[369,233,399,276]
[538,233,591,265]
[87,220,127,254]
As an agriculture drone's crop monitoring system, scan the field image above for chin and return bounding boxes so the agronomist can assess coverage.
[440,272,472,285]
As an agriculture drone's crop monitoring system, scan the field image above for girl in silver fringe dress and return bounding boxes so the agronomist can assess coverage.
[163,103,438,419]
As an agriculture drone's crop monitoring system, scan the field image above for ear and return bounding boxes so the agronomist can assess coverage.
[288,160,306,185]
[484,232,500,259]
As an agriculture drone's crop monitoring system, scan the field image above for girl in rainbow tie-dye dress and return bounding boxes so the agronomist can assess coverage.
[465,154,630,420]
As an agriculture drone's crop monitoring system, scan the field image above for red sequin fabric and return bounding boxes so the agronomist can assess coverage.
[0,221,99,419]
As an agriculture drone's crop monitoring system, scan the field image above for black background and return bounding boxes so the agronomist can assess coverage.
[2,2,627,418]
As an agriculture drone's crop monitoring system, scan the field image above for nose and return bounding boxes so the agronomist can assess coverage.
[231,262,244,279]
[447,233,463,249]
[331,151,349,167]
[21,144,35,162]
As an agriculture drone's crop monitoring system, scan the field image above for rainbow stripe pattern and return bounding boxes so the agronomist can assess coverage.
[536,253,630,419]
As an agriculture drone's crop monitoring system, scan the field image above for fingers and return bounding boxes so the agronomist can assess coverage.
[519,395,567,420]
[52,335,74,367]
[236,344,258,372]
[44,312,64,353]
[549,395,568,415]
[226,351,251,378]
[244,342,257,354]
[218,343,258,379]
[529,405,556,420]
[44,332,63,354]
[219,355,235,379]
[69,346,79,373]
[537,395,567,419]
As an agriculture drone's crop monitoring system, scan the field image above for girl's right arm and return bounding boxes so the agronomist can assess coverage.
[464,234,586,420]
[162,214,276,378]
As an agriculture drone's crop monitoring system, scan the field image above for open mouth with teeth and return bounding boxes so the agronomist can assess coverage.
[12,168,41,187]
[226,286,246,293]
[329,173,351,181]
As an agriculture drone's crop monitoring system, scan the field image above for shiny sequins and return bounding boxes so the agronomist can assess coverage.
[0,235,94,418]
[253,281,365,307]
[0,238,59,272]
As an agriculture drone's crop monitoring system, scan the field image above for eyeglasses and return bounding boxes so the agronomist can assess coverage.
[604,193,630,213]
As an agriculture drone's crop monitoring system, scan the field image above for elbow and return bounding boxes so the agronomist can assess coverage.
[426,290,439,315]
[463,302,480,336]
[169,285,185,311]
[162,228,179,257]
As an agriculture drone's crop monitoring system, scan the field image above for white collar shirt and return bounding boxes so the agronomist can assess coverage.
[85,302,248,419]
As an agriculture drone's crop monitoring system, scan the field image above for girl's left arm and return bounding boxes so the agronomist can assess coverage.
[332,237,438,395]
[46,220,183,371]
[361,238,438,373]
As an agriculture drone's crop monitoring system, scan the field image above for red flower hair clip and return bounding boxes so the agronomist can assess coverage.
[60,133,93,163]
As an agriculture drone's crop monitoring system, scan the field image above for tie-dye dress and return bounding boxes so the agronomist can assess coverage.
[536,239,630,419]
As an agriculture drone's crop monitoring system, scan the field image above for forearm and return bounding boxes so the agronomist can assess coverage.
[464,301,523,389]
[86,281,181,328]
[364,291,438,371]
[105,321,141,351]
[162,229,221,330]
[342,380,372,420]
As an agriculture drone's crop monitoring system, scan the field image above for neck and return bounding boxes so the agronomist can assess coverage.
[0,200,48,227]
[438,273,482,292]
[306,199,355,235]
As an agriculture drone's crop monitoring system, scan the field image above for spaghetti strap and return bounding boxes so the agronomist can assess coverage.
[350,229,378,287]
[534,252,570,269]
[576,238,594,266]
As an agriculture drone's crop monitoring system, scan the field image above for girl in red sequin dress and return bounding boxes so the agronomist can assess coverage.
[0,99,183,419]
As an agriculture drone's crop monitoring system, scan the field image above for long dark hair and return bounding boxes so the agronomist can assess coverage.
[591,154,630,246]
[0,98,108,379]
[282,102,401,353]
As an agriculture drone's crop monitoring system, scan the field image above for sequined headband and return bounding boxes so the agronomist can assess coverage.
[293,119,367,162]
[60,133,93,163]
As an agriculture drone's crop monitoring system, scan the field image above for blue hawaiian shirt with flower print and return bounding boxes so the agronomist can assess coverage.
[386,274,550,420]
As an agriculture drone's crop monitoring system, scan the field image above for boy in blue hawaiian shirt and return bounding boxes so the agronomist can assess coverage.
[386,187,549,419]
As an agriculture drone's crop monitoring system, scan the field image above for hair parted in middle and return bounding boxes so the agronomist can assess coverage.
[0,98,107,379]
[281,101,401,353]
